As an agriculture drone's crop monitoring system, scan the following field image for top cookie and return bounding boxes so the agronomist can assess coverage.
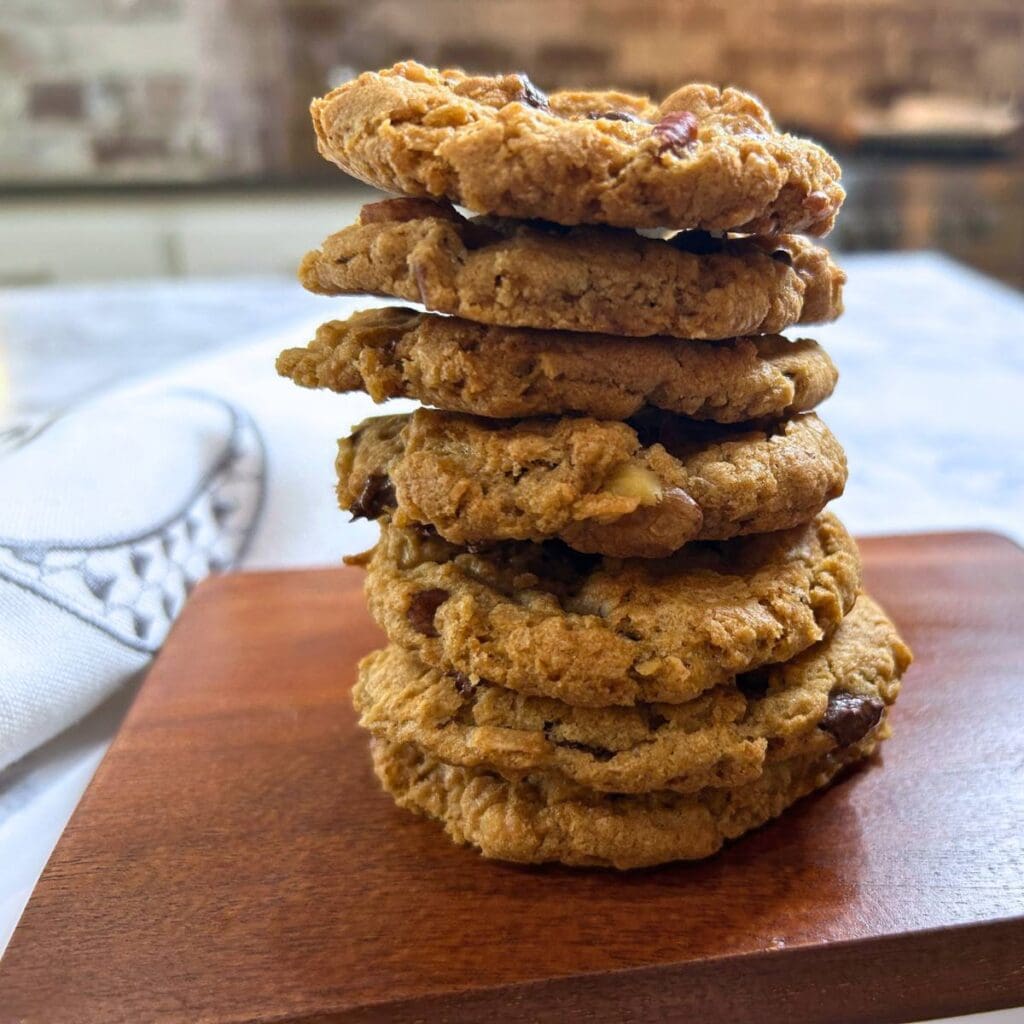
[298,199,845,339]
[311,62,844,235]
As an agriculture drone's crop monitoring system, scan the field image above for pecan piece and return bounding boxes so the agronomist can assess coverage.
[562,487,704,559]
[653,111,699,154]
[359,197,461,225]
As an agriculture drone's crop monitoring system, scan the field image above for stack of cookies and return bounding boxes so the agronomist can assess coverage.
[277,62,912,869]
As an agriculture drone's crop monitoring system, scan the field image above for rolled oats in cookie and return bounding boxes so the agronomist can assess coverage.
[354,595,910,795]
[370,732,881,869]
[336,408,848,558]
[359,511,861,706]
[297,199,845,338]
[277,307,839,422]
[311,63,844,235]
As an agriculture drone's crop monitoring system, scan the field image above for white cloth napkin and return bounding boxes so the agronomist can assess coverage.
[0,389,265,771]
[0,297,407,773]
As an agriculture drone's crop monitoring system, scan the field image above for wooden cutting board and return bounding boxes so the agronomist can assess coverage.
[2,532,1023,1024]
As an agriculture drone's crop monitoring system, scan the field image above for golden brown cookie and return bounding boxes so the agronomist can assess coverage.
[356,512,861,707]
[298,199,845,339]
[277,307,839,422]
[311,63,844,235]
[337,409,847,558]
[354,595,910,794]
[370,731,881,869]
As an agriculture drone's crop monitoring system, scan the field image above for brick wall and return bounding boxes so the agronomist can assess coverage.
[0,0,287,182]
[1,0,1021,184]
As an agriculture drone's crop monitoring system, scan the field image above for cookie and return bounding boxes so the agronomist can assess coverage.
[338,409,847,558]
[354,595,910,795]
[370,731,881,868]
[311,63,844,236]
[277,307,838,423]
[297,199,845,339]
[355,511,861,707]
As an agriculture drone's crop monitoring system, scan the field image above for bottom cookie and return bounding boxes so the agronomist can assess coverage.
[370,730,884,870]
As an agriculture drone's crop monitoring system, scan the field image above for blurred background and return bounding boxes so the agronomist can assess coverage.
[0,0,1022,421]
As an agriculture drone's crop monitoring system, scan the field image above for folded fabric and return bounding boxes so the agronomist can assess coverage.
[0,390,264,771]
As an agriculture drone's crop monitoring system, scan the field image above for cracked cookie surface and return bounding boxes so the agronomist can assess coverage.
[370,731,881,868]
[338,409,847,557]
[355,595,909,794]
[277,307,838,422]
[356,512,861,706]
[311,63,844,235]
[298,199,845,339]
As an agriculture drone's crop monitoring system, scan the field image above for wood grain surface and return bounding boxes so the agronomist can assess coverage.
[1,532,1023,1024]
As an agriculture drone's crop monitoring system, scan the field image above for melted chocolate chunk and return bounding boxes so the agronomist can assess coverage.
[513,73,550,111]
[559,739,616,762]
[736,666,772,700]
[587,110,638,122]
[349,474,395,520]
[638,704,669,731]
[406,588,450,637]
[820,692,885,747]
[519,218,573,236]
[459,221,505,250]
[453,671,476,697]
[380,332,402,359]
[653,110,699,154]
[669,230,725,255]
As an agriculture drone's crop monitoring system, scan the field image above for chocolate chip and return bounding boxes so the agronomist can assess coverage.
[453,671,476,697]
[736,667,772,700]
[406,588,449,637]
[653,110,698,154]
[638,704,668,731]
[380,333,401,359]
[521,218,573,236]
[512,73,549,111]
[560,740,615,762]
[349,474,395,520]
[819,692,885,747]
[669,230,723,255]
[770,249,794,266]
[460,221,505,250]
[587,110,638,122]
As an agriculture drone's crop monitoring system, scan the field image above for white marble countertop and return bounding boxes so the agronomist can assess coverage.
[1,254,1022,1021]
